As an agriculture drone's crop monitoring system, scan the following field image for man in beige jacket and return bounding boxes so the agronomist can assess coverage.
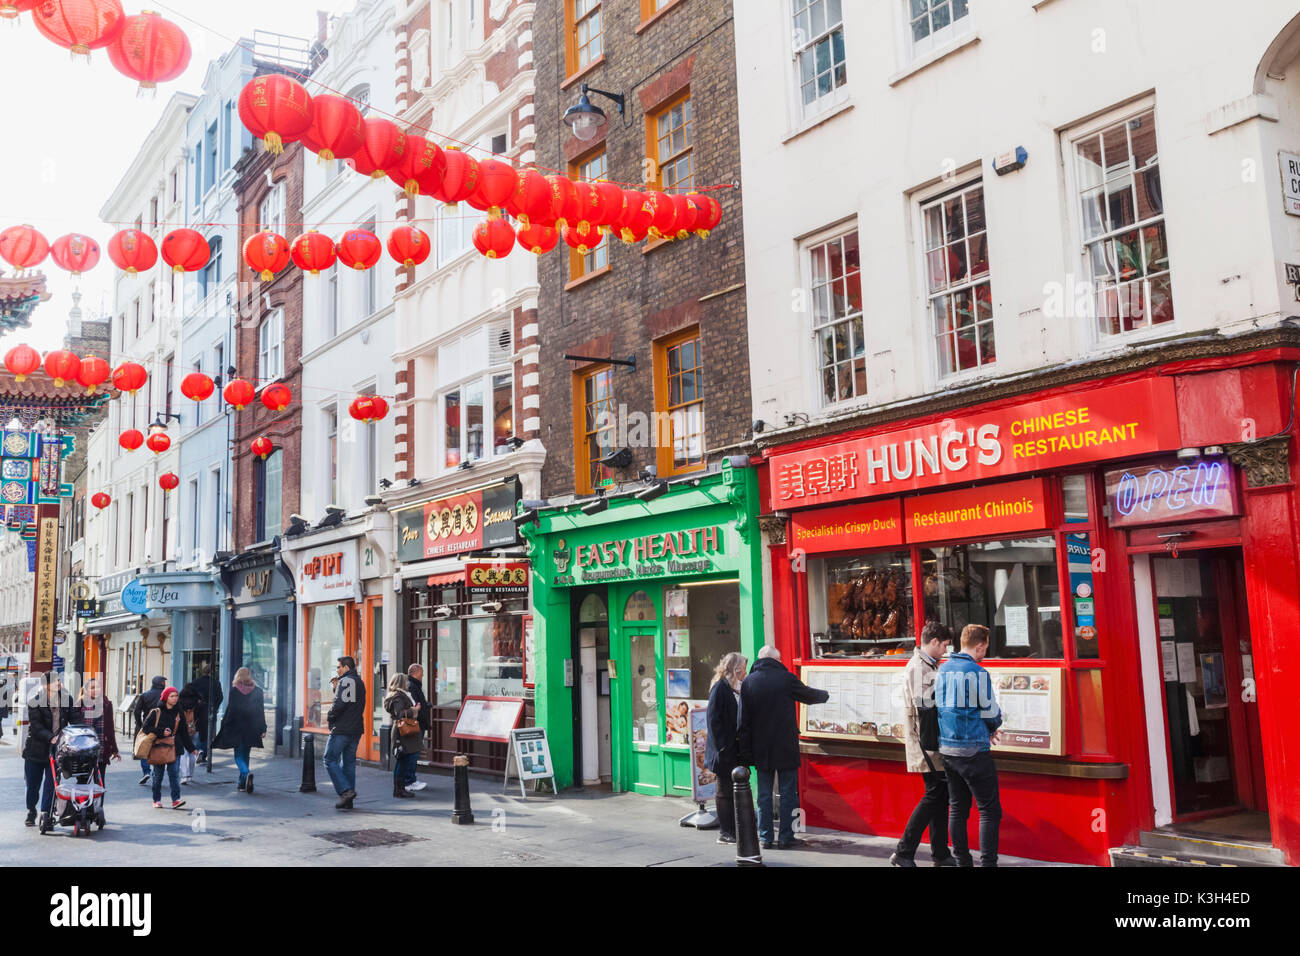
[891,621,957,867]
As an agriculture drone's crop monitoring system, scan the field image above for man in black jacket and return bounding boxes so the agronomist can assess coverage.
[738,646,830,850]
[190,663,223,763]
[133,675,167,784]
[404,664,430,792]
[23,673,79,827]
[324,657,366,809]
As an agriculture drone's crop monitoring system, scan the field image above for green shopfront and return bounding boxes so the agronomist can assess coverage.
[526,462,763,796]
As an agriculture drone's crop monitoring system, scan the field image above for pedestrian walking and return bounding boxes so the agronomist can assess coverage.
[141,687,195,809]
[0,668,12,744]
[76,676,120,782]
[384,674,421,799]
[324,656,365,810]
[404,663,431,792]
[190,663,223,764]
[705,652,747,845]
[892,621,957,867]
[737,645,830,850]
[212,667,266,793]
[22,673,78,827]
[936,624,1003,867]
[176,684,202,785]
[132,675,166,785]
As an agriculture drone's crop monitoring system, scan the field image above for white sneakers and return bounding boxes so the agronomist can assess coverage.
[407,781,427,792]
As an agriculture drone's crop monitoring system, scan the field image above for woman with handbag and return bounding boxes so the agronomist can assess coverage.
[212,668,266,793]
[140,687,195,809]
[384,674,422,799]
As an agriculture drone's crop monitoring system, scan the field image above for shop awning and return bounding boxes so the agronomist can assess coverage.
[427,571,462,588]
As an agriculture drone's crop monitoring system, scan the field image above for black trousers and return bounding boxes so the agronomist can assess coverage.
[945,750,1002,867]
[895,770,952,862]
[713,764,736,838]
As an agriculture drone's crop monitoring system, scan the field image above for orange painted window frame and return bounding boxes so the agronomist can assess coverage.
[565,0,604,77]
[653,325,706,477]
[645,88,694,193]
[572,364,615,495]
[568,146,610,281]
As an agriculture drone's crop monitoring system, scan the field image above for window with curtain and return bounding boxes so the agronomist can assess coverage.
[923,182,995,375]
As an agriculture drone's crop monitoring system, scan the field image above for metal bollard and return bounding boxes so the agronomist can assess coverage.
[300,732,317,793]
[451,754,474,824]
[732,766,763,867]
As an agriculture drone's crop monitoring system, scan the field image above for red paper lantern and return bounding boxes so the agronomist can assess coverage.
[594,181,625,232]
[472,218,515,259]
[106,12,190,91]
[4,344,41,381]
[346,118,405,179]
[117,429,143,452]
[367,396,389,421]
[290,231,336,275]
[305,94,365,162]
[390,134,443,198]
[386,225,431,268]
[646,191,679,241]
[223,378,255,410]
[243,230,290,281]
[111,360,147,394]
[76,356,110,394]
[348,396,375,422]
[669,194,699,239]
[615,190,654,243]
[181,371,214,402]
[161,229,210,273]
[547,175,581,231]
[145,430,171,454]
[562,221,602,256]
[43,350,80,387]
[336,229,382,271]
[106,229,158,274]
[261,383,292,412]
[688,193,722,237]
[32,0,126,57]
[0,2,40,21]
[516,223,559,255]
[505,169,556,228]
[250,436,274,460]
[467,158,516,217]
[49,233,101,275]
[572,181,608,232]
[434,147,480,205]
[159,472,179,492]
[91,492,111,510]
[238,74,313,154]
[0,225,49,271]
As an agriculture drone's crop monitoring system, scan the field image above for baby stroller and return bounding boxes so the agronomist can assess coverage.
[39,724,106,836]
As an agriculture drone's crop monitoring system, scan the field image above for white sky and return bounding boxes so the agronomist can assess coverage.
[0,1,353,353]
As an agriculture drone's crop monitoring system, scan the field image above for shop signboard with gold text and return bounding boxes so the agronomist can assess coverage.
[395,480,520,562]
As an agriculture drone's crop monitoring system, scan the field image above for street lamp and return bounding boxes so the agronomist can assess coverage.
[563,83,625,142]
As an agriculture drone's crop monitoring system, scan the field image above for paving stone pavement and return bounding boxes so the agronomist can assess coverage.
[0,739,1063,866]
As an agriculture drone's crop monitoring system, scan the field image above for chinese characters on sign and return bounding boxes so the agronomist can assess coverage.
[31,514,59,666]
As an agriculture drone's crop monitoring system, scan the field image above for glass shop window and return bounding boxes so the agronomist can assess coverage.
[921,537,1062,659]
[662,582,741,745]
[466,615,524,698]
[809,551,913,659]
[305,604,346,728]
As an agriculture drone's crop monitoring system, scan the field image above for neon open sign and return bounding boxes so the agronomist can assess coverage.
[1104,459,1239,528]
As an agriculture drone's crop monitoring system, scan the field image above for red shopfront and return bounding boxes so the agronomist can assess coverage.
[758,356,1300,866]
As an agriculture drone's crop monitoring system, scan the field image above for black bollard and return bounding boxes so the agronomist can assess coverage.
[300,732,317,793]
[732,766,763,867]
[451,754,474,824]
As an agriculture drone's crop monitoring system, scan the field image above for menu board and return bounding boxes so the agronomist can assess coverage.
[988,668,1063,755]
[451,695,526,742]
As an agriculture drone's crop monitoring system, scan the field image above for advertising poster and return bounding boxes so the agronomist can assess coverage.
[665,697,706,745]
[1201,652,1228,708]
[666,628,690,656]
[666,668,692,698]
[664,588,689,618]
[688,707,717,803]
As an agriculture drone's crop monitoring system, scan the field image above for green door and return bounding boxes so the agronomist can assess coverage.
[625,627,664,795]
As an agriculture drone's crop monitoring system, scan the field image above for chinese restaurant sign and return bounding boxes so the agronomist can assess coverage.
[552,526,726,586]
[789,500,904,554]
[1104,458,1239,528]
[904,478,1050,544]
[768,379,1180,509]
[466,561,530,594]
[395,480,520,561]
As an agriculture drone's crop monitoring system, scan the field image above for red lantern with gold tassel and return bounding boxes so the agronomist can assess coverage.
[107,229,158,274]
[238,74,313,154]
[181,371,214,402]
[243,231,290,281]
[250,436,274,460]
[367,396,389,421]
[32,0,126,58]
[159,472,179,492]
[505,169,556,228]
[668,193,700,240]
[645,191,679,241]
[223,378,255,410]
[515,223,559,255]
[106,12,190,92]
[688,193,722,237]
[433,147,480,206]
[290,231,336,275]
[348,396,375,423]
[118,429,143,452]
[161,229,210,273]
[467,158,516,218]
[563,221,602,256]
[91,492,111,510]
[0,225,49,272]
[390,135,443,198]
[4,344,41,381]
[346,118,406,179]
[76,356,110,394]
[615,190,654,243]
[44,350,81,387]
[336,229,382,271]
[261,383,292,412]
[0,2,40,21]
[145,430,171,455]
[547,175,580,231]
[572,181,608,233]
[594,181,625,233]
[387,225,431,268]
[472,218,515,259]
[304,94,365,162]
[111,360,147,394]
[49,234,101,275]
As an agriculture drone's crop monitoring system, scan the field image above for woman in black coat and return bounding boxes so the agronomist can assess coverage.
[384,674,422,799]
[212,668,266,794]
[706,652,748,845]
[142,687,195,809]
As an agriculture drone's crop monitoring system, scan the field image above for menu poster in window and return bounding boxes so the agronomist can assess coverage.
[800,666,908,741]
[664,588,689,618]
[989,668,1063,755]
[1004,605,1030,647]
[688,707,717,802]
[451,695,526,742]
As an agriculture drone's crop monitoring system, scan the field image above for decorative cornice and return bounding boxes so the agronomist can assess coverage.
[1227,436,1291,488]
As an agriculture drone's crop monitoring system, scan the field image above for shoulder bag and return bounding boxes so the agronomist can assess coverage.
[133,708,161,760]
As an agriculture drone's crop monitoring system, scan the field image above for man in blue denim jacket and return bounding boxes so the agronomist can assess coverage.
[935,624,1003,867]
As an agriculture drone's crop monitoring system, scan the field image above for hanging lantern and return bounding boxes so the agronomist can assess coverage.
[472,218,515,259]
[91,492,111,510]
[261,383,292,412]
[593,181,625,234]
[348,396,375,422]
[243,230,291,281]
[515,223,559,255]
[562,221,602,256]
[250,436,274,460]
[345,118,406,179]
[159,472,179,492]
[467,158,516,218]
[290,231,337,275]
[111,360,147,394]
[433,147,480,206]
[505,169,556,228]
[145,430,171,455]
[106,228,158,274]
[0,225,49,272]
[390,134,443,198]
[386,225,431,268]
[367,396,389,421]
[615,190,654,243]
[76,356,110,394]
[180,371,214,402]
[4,344,41,381]
[0,2,40,21]
[32,0,126,58]
[237,74,313,154]
[106,12,190,91]
[304,94,365,162]
[336,229,382,271]
[547,175,581,231]
[43,350,81,387]
[687,193,722,237]
[49,233,101,275]
[223,377,255,410]
[161,229,210,273]
[670,193,700,239]
[646,191,680,241]
[572,181,608,232]
[117,429,143,451]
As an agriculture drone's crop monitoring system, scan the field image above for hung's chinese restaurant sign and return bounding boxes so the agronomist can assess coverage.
[552,526,726,586]
[768,379,1180,509]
